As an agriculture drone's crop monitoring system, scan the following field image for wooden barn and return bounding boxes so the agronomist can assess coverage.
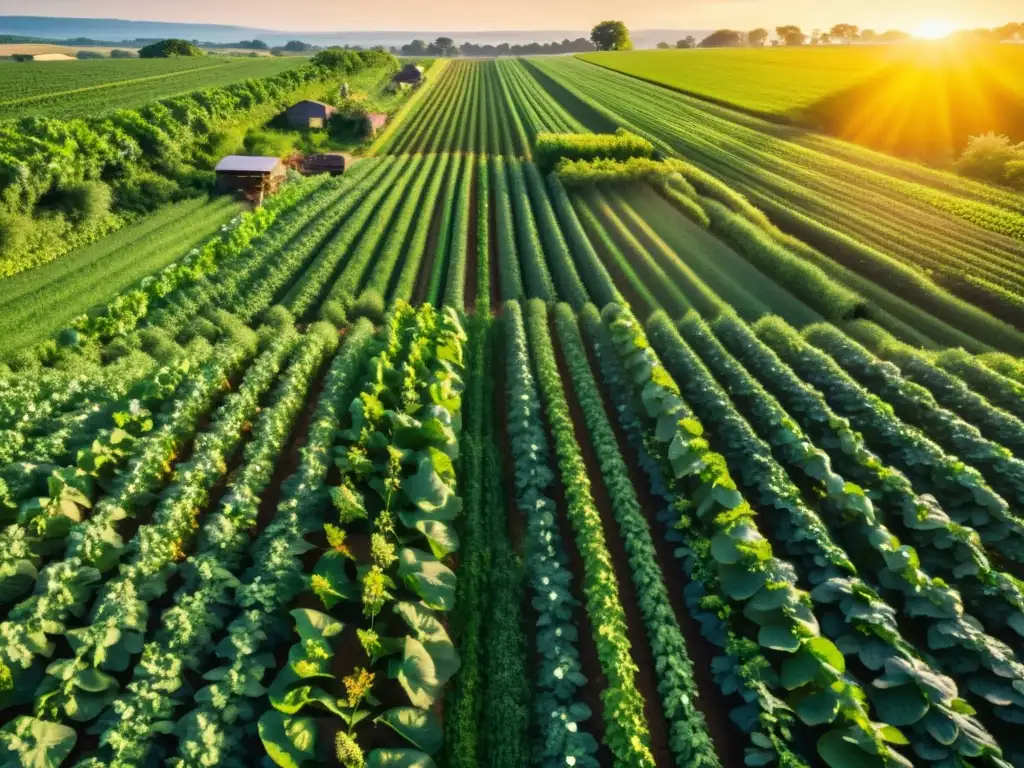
[392,64,424,85]
[285,100,337,129]
[215,155,287,198]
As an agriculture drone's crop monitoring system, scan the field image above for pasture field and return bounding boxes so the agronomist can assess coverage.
[582,45,896,114]
[0,55,307,119]
[581,44,1024,158]
[0,196,242,356]
[1,54,1024,768]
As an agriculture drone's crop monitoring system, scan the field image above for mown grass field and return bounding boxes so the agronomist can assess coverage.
[0,55,308,119]
[1,52,1024,768]
[581,43,1024,158]
[581,45,896,114]
[0,196,241,355]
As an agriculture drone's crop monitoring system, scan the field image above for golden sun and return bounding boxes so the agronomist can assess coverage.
[913,19,955,39]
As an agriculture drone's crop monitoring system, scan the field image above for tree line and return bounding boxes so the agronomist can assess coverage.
[399,37,595,57]
[670,21,1022,49]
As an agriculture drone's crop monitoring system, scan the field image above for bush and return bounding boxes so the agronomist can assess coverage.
[535,129,654,172]
[138,39,204,58]
[263,304,295,330]
[183,336,214,361]
[182,316,221,343]
[6,347,41,372]
[113,171,179,214]
[320,299,348,327]
[103,334,142,362]
[955,132,1024,185]
[308,321,341,348]
[243,129,296,157]
[349,290,386,323]
[0,212,31,258]
[139,328,183,363]
[76,50,105,59]
[208,308,259,350]
[60,181,113,224]
[110,49,136,59]
[1006,160,1024,191]
[11,54,33,62]
[554,156,677,185]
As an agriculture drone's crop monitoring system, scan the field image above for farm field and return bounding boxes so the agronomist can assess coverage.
[582,45,896,113]
[0,55,307,119]
[0,43,140,56]
[0,196,242,356]
[581,44,1024,158]
[1,51,1024,768]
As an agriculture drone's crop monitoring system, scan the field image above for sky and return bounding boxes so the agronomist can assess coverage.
[2,0,1019,33]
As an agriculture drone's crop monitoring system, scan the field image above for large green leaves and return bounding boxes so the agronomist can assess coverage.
[258,712,317,768]
[393,601,460,682]
[0,717,76,768]
[397,548,456,611]
[366,749,438,768]
[375,707,443,755]
[390,636,443,709]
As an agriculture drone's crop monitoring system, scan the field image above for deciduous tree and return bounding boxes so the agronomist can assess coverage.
[700,29,745,48]
[590,21,633,51]
[776,25,807,46]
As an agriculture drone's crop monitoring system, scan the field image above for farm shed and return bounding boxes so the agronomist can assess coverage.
[392,64,424,85]
[215,155,286,197]
[285,100,336,129]
[365,112,388,135]
[302,153,347,175]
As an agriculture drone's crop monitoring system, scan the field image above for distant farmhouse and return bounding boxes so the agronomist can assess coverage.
[392,63,424,85]
[285,100,336,129]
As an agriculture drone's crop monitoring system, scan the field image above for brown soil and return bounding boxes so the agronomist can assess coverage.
[550,319,672,767]
[487,164,501,316]
[581,335,750,768]
[253,351,334,537]
[413,164,449,306]
[533,380,613,766]
[465,160,479,314]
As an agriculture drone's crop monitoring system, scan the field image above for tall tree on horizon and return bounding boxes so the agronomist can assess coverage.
[590,20,633,51]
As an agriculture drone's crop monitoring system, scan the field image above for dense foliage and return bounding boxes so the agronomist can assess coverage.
[0,49,396,278]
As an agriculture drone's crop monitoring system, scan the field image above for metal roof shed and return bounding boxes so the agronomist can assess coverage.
[215,155,287,199]
[215,156,285,173]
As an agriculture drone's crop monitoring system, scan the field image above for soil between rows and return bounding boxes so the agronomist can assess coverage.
[550,317,672,767]
[580,330,750,768]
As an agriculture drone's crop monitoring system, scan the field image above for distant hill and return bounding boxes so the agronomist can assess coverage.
[0,16,711,50]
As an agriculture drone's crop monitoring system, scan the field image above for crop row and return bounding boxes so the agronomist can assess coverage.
[256,303,467,766]
[661,310,1024,747]
[530,56,1024,352]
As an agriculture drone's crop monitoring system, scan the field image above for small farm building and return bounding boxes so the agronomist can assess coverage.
[392,64,424,85]
[215,155,287,196]
[285,100,336,129]
[365,113,388,135]
[302,153,347,175]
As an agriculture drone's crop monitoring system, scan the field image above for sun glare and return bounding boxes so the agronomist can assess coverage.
[913,19,955,40]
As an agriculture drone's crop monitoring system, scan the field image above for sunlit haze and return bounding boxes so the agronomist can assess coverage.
[913,19,955,39]
[0,0,1019,32]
